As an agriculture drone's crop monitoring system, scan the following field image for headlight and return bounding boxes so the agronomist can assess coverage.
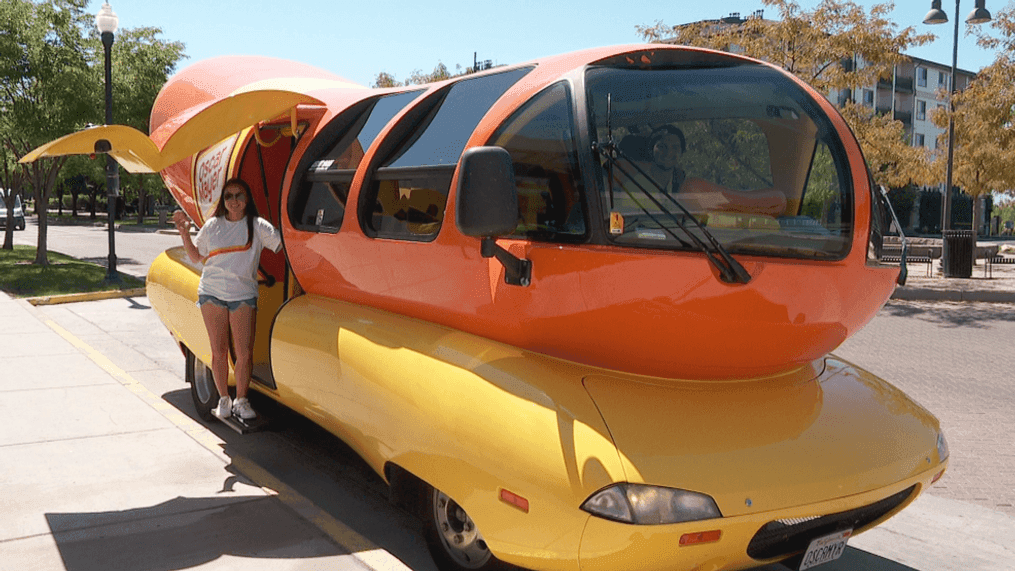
[937,432,949,462]
[581,483,722,524]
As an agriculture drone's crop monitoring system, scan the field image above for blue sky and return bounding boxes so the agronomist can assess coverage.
[85,0,1008,87]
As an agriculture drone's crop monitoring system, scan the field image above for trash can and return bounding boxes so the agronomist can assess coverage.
[156,205,169,227]
[942,229,973,278]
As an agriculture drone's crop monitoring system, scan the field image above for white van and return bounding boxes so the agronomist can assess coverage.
[0,189,26,231]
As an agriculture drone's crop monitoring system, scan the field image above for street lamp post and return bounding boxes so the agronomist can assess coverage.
[96,2,120,283]
[923,0,990,274]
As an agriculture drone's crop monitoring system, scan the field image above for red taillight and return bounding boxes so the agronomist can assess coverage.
[679,530,722,546]
[499,489,529,513]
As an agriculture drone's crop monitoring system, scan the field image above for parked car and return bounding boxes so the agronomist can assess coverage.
[0,189,26,231]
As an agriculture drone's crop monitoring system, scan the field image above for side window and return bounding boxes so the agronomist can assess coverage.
[363,67,532,240]
[490,83,587,242]
[290,90,423,232]
[801,141,846,233]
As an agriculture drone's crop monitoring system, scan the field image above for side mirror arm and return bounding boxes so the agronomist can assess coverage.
[481,238,532,287]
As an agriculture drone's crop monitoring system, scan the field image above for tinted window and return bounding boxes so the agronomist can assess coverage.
[364,67,533,241]
[290,91,423,231]
[385,67,532,168]
[490,83,587,242]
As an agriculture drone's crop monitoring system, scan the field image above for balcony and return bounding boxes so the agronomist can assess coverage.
[877,77,914,93]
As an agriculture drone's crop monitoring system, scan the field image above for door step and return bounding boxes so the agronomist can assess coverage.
[211,410,269,434]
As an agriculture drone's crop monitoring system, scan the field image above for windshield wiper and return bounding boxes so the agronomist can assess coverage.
[593,95,751,284]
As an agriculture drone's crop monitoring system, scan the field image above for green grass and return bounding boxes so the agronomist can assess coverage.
[0,245,144,298]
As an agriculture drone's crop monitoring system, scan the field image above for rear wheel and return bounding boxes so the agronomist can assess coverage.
[185,349,218,421]
[423,487,501,571]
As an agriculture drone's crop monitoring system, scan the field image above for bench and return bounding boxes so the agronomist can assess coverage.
[983,255,1015,278]
[881,246,936,277]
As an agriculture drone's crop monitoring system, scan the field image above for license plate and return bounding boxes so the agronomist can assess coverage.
[798,529,851,570]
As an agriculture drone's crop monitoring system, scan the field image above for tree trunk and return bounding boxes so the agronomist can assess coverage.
[137,175,146,225]
[31,159,62,267]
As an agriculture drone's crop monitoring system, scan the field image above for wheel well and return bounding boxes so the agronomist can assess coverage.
[385,462,429,513]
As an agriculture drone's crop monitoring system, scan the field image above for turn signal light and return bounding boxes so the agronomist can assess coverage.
[932,469,945,484]
[679,530,722,546]
[500,489,529,513]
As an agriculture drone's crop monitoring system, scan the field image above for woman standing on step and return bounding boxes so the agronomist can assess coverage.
[172,178,281,421]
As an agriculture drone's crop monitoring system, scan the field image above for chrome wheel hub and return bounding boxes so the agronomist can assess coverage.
[433,490,491,568]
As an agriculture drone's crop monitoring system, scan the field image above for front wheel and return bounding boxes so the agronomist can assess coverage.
[423,487,507,571]
[185,349,218,421]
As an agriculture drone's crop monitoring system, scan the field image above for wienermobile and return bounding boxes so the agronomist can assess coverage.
[24,44,946,571]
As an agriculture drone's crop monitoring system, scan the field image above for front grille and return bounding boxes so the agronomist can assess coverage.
[746,485,916,560]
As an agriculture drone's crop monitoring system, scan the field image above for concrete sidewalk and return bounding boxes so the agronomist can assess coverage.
[1,290,1014,571]
[0,293,410,571]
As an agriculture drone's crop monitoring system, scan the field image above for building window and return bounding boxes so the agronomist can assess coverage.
[938,71,947,89]
[917,100,927,121]
[915,133,925,147]
[863,89,874,107]
[917,67,927,88]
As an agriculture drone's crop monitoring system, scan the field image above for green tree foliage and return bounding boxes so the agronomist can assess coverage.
[372,62,470,88]
[933,7,1015,240]
[637,0,936,190]
[0,0,184,263]
[0,0,94,263]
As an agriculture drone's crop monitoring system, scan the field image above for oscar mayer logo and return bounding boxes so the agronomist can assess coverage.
[194,134,239,223]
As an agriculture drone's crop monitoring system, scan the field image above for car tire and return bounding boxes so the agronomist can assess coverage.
[422,485,509,571]
[186,348,218,421]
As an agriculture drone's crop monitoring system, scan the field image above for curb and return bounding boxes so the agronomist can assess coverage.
[26,287,148,306]
[891,287,1015,303]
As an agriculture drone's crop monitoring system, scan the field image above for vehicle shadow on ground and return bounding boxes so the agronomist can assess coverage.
[884,300,1015,328]
[159,388,438,571]
[756,546,918,570]
[45,494,348,571]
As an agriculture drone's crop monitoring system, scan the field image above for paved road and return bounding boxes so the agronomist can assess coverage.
[835,300,1015,516]
[9,215,180,280]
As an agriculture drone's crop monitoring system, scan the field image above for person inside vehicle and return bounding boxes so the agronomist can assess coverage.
[614,124,787,217]
[172,178,281,421]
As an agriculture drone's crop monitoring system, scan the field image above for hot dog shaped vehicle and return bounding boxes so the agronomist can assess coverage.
[23,45,946,571]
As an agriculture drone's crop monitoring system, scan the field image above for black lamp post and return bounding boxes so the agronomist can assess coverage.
[96,2,120,283]
[923,0,990,274]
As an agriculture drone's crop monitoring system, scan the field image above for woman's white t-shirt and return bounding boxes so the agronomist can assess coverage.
[195,216,282,301]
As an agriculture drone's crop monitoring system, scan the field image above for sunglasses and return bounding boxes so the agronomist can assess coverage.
[223,191,247,201]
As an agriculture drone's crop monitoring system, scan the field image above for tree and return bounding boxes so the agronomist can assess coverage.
[0,0,94,265]
[934,6,1015,241]
[0,0,184,265]
[372,61,468,88]
[106,26,184,223]
[637,0,936,189]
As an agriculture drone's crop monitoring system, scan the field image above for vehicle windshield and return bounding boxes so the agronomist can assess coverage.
[586,63,853,260]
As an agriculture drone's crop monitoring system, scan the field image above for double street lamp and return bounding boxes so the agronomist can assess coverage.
[96,2,119,283]
[922,0,991,273]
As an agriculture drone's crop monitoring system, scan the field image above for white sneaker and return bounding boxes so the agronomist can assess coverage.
[214,396,232,419]
[232,397,256,420]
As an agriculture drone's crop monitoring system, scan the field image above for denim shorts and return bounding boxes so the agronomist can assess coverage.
[196,294,257,311]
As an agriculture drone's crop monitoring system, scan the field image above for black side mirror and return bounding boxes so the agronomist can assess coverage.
[455,146,531,287]
[456,146,518,237]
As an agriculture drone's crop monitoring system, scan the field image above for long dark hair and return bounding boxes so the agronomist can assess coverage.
[213,178,258,247]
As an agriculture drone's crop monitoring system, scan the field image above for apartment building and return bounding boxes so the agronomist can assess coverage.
[855,56,976,151]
